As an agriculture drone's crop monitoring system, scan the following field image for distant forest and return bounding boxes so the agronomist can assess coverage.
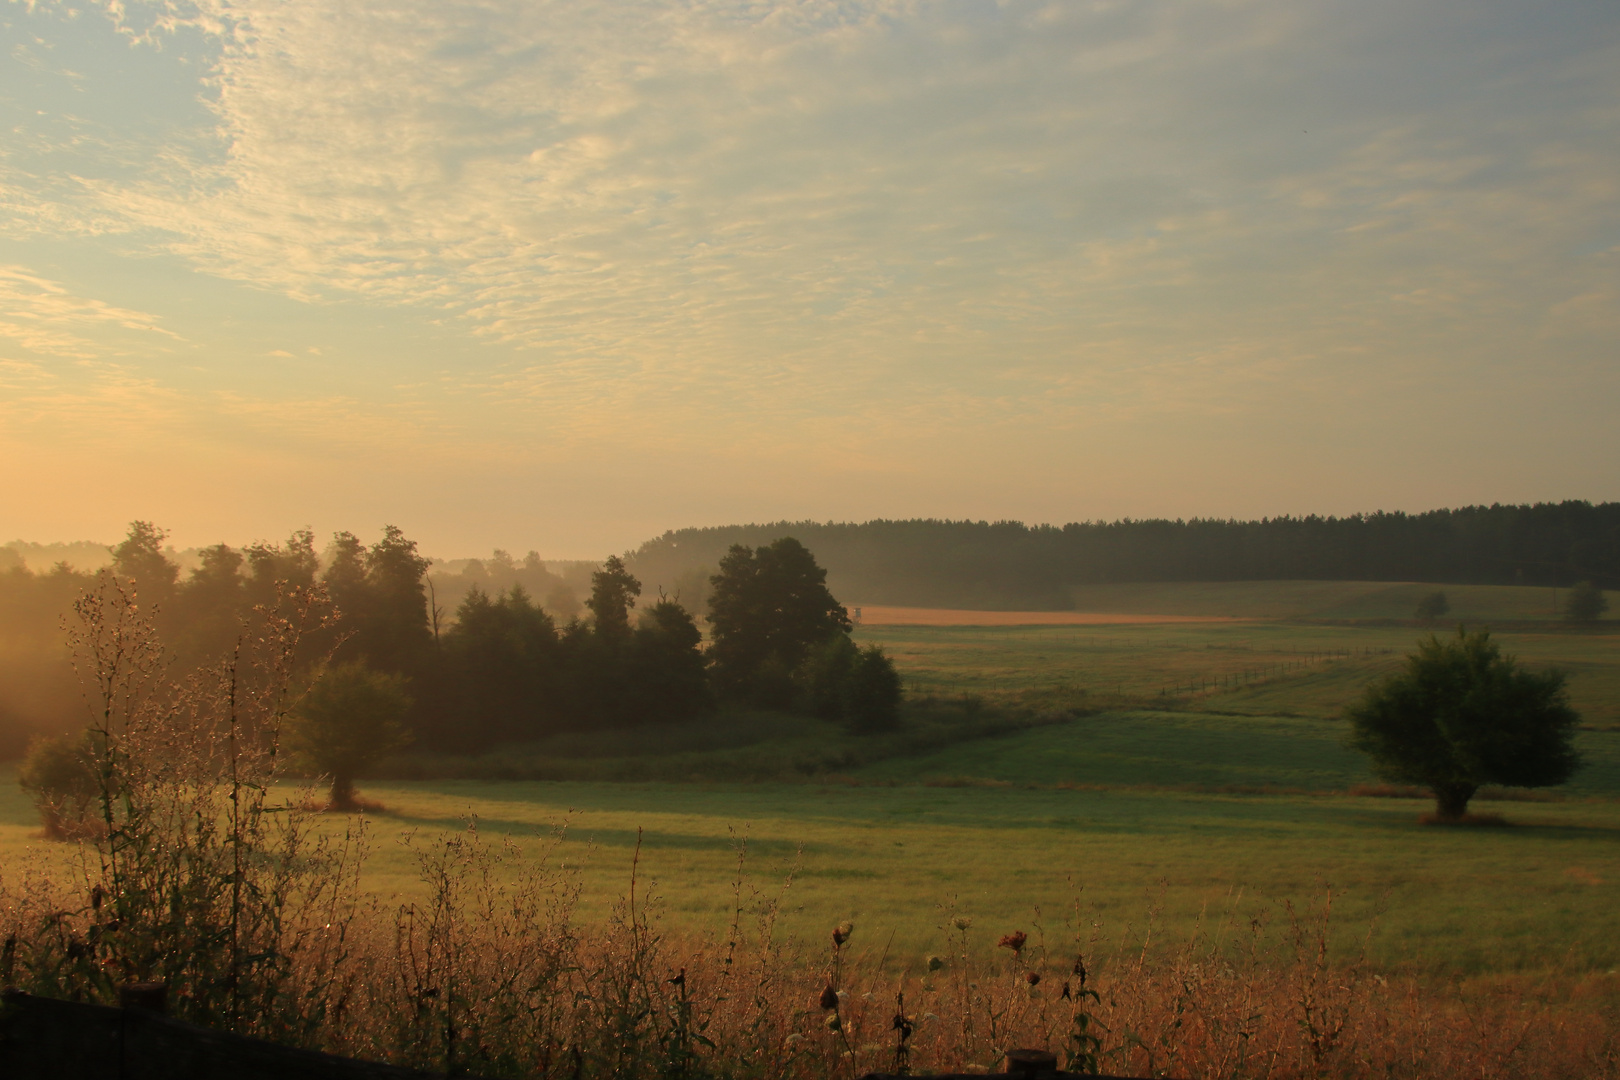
[626,502,1620,611]
[4,500,1616,758]
[0,525,893,760]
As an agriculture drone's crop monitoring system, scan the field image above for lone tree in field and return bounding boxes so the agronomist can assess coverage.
[1414,590,1450,622]
[287,660,413,811]
[1346,628,1581,821]
[1564,580,1608,624]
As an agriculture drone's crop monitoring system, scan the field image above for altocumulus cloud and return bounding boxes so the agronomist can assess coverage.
[0,0,1617,545]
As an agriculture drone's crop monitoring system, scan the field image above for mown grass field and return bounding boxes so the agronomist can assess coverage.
[3,581,1616,979]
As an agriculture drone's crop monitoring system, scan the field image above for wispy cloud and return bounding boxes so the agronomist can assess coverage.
[0,266,178,358]
[1,0,1616,549]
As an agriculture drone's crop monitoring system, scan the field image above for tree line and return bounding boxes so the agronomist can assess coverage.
[626,501,1620,610]
[0,523,899,760]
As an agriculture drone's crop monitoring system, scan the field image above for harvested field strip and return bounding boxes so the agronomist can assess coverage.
[854,605,1243,626]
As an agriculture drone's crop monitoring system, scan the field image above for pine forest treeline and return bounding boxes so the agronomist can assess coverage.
[626,501,1620,610]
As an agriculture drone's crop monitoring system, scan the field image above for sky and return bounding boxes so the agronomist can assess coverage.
[1,0,1617,559]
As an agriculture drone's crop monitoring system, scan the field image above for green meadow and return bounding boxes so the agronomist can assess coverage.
[4,581,1616,977]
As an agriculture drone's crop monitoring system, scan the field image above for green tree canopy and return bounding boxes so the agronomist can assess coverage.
[321,527,433,673]
[586,555,642,644]
[109,520,178,601]
[245,529,319,604]
[286,660,413,811]
[17,731,99,839]
[799,635,902,733]
[627,597,710,721]
[1346,628,1581,820]
[707,537,851,702]
[1414,590,1449,622]
[1564,580,1609,623]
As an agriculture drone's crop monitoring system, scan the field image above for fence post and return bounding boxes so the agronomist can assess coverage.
[1004,1049,1058,1077]
[120,981,167,1014]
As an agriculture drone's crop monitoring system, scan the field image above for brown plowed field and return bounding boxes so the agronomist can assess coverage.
[849,605,1244,626]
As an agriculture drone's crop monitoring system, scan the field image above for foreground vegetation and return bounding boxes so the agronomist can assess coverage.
[4,574,1617,1078]
[5,764,1618,1078]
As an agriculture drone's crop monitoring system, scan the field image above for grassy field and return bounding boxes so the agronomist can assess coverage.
[857,619,1620,726]
[1054,579,1576,621]
[6,765,1617,977]
[4,580,1616,979]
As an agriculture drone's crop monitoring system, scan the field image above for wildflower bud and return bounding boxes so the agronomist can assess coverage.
[832,922,854,946]
[824,1012,842,1032]
[819,984,840,1010]
[927,954,945,972]
[1025,971,1041,986]
[997,930,1028,955]
[1061,981,1072,1000]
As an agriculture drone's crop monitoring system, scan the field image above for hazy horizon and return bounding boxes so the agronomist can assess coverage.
[3,0,1616,556]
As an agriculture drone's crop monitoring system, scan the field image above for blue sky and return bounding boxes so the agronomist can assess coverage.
[2,0,1617,558]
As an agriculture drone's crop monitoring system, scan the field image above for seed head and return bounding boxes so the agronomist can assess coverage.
[998,930,1028,955]
[819,983,840,1010]
[952,916,972,931]
[832,922,854,946]
[1025,971,1042,986]
[824,1012,842,1032]
[926,954,945,972]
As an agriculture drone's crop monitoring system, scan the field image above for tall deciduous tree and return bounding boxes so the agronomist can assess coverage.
[1346,628,1581,820]
[707,537,851,701]
[321,527,433,674]
[109,521,178,603]
[245,529,320,605]
[586,555,642,644]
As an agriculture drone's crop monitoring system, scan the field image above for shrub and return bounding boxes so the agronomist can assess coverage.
[1564,580,1608,623]
[17,731,99,839]
[797,637,902,733]
[285,659,413,811]
[1414,591,1449,622]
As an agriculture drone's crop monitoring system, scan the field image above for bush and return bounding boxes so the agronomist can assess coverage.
[17,731,99,839]
[1414,590,1449,622]
[1564,580,1608,623]
[797,637,902,733]
[286,659,413,810]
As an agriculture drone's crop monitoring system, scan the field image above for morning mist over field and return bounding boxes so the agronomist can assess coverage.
[2,0,1617,554]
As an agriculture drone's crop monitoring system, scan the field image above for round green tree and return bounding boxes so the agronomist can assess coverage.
[1414,590,1449,622]
[1564,580,1608,624]
[17,732,100,839]
[286,660,413,811]
[1345,628,1581,820]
